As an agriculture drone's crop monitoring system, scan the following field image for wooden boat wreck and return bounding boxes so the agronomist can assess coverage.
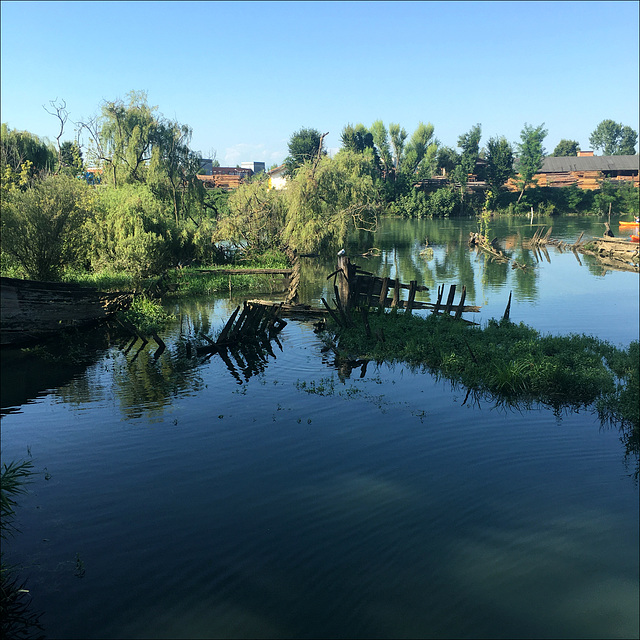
[1,276,133,346]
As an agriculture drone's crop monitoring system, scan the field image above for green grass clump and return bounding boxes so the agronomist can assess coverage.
[331,309,639,433]
[119,297,174,336]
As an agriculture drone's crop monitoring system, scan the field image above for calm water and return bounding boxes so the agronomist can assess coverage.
[2,216,638,639]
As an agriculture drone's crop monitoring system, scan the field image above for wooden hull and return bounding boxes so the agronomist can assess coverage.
[1,277,132,346]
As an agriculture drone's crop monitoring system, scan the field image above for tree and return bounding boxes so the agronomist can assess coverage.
[369,120,393,178]
[284,127,326,176]
[484,136,514,209]
[589,119,638,155]
[450,124,482,214]
[1,175,93,280]
[60,140,84,175]
[514,123,548,203]
[388,123,408,172]
[402,122,437,177]
[551,139,580,157]
[0,123,56,188]
[282,151,381,254]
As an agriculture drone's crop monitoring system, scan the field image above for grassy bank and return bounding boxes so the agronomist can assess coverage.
[326,309,639,454]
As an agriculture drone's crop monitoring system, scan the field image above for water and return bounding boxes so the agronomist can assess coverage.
[1,217,638,639]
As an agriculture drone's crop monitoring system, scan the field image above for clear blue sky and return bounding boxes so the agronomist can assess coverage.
[1,1,638,166]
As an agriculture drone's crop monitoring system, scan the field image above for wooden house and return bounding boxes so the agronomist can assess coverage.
[196,167,253,190]
[507,153,639,191]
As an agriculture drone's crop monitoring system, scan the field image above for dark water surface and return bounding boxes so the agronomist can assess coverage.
[2,217,638,639]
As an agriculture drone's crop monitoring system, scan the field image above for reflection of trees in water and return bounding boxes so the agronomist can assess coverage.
[111,342,205,420]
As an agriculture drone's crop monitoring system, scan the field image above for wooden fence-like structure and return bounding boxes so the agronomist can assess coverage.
[322,255,481,326]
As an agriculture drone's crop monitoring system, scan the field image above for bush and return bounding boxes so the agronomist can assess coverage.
[0,174,93,280]
[89,184,177,277]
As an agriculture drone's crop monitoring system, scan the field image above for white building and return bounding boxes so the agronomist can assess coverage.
[267,164,288,190]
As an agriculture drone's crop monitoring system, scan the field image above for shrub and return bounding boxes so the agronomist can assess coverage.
[0,174,93,280]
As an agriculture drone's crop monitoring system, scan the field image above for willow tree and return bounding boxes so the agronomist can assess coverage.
[215,177,287,255]
[282,150,381,254]
[90,90,159,187]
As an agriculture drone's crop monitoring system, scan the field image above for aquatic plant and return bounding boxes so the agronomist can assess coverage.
[1,459,45,639]
[328,310,640,437]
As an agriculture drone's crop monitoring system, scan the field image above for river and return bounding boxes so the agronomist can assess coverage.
[1,215,638,639]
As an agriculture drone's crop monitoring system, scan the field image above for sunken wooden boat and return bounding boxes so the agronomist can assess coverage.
[1,276,133,346]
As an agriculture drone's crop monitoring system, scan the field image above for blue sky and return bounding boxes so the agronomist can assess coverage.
[1,1,638,166]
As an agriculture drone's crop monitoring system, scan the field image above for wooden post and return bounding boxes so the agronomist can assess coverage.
[365,276,376,308]
[337,253,351,310]
[391,277,400,308]
[378,277,390,309]
[503,291,512,322]
[406,280,417,314]
[433,284,444,314]
[443,284,456,315]
[454,285,467,320]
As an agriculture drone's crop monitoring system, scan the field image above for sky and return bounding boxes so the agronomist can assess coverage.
[1,1,638,167]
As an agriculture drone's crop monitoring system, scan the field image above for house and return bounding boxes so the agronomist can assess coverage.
[196,166,253,190]
[507,153,639,191]
[241,161,265,174]
[267,164,288,190]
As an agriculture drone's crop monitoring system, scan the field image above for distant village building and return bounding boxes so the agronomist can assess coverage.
[241,161,265,174]
[267,164,288,190]
[196,167,253,190]
[507,153,639,191]
[199,158,214,175]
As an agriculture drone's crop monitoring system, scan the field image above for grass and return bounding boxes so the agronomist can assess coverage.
[1,459,45,638]
[118,297,174,337]
[328,308,639,438]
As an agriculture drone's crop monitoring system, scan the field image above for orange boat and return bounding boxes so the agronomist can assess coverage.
[619,219,639,228]
[631,235,639,243]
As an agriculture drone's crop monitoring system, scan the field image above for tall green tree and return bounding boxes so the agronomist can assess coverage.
[589,119,638,155]
[551,139,580,157]
[59,140,84,175]
[450,124,482,214]
[284,127,326,176]
[484,136,514,209]
[402,122,438,177]
[388,123,408,172]
[369,120,393,178]
[148,119,204,225]
[514,123,548,203]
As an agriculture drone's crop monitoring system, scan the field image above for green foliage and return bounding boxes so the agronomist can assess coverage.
[59,140,85,175]
[0,123,56,176]
[89,183,176,276]
[457,123,482,177]
[216,177,286,255]
[589,119,638,155]
[119,296,173,336]
[402,122,437,177]
[393,185,460,218]
[284,127,326,176]
[1,459,34,540]
[551,139,580,157]
[515,123,548,203]
[485,136,514,194]
[592,180,639,215]
[369,120,394,178]
[330,311,639,432]
[282,151,381,253]
[0,174,93,280]
[388,122,408,172]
